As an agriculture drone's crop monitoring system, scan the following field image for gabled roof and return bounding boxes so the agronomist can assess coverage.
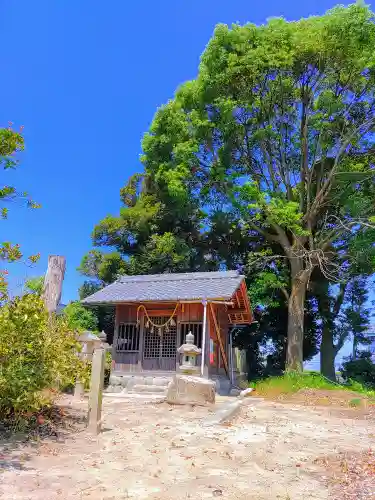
[82,270,245,304]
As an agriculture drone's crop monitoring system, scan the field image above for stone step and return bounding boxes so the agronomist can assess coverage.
[129,384,168,394]
[109,374,172,391]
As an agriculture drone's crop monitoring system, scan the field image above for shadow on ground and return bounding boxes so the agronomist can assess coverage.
[0,403,87,472]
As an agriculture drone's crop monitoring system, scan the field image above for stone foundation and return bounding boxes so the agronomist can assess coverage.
[107,372,232,397]
[107,373,173,394]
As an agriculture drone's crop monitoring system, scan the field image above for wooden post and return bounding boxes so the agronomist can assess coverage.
[201,300,208,377]
[137,311,144,371]
[111,305,119,372]
[88,347,105,434]
[176,319,181,372]
[43,255,66,313]
[209,302,229,377]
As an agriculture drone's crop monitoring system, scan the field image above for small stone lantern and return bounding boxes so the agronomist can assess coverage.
[98,330,107,343]
[178,331,201,375]
[74,331,102,399]
[77,331,102,361]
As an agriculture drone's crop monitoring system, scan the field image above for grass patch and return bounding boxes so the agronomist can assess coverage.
[250,371,375,399]
[349,398,362,408]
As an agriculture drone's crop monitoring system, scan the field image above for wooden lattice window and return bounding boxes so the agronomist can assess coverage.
[143,331,160,359]
[116,323,139,352]
[144,316,177,359]
[161,331,178,358]
[180,322,202,348]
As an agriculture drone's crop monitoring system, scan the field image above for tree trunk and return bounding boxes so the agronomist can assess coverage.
[43,255,66,313]
[320,325,336,381]
[286,264,310,372]
[352,338,357,360]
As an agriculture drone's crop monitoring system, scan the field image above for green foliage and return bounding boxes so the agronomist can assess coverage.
[341,353,375,389]
[78,249,128,285]
[0,125,40,300]
[0,125,24,170]
[25,276,44,295]
[127,232,193,275]
[251,372,338,397]
[78,283,115,341]
[63,301,99,332]
[349,398,362,407]
[80,4,375,371]
[251,370,375,398]
[0,294,85,417]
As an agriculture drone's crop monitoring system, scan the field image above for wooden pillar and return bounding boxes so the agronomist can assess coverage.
[111,305,119,371]
[88,347,105,434]
[201,300,209,378]
[137,311,144,371]
[209,302,229,377]
[176,317,184,372]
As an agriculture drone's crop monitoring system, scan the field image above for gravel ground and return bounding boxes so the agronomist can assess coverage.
[0,395,374,499]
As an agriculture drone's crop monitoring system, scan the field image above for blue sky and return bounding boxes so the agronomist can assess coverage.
[0,0,371,308]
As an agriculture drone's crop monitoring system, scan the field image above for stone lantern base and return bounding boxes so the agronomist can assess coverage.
[166,374,216,406]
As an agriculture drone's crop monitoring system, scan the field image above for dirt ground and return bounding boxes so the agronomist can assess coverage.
[1,394,374,500]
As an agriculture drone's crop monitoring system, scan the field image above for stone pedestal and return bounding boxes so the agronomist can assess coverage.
[166,374,215,406]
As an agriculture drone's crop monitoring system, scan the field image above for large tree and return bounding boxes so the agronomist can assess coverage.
[138,3,375,370]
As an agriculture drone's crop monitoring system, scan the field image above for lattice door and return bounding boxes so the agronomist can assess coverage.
[143,316,177,371]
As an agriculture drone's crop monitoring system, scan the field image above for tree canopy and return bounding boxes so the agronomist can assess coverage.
[81,3,375,373]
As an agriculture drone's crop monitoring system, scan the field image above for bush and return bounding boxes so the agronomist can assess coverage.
[63,301,98,331]
[0,294,85,417]
[341,353,375,389]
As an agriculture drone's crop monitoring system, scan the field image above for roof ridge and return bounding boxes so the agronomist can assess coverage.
[117,270,241,284]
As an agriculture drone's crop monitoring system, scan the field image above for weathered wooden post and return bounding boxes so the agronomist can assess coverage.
[42,255,66,313]
[87,347,105,434]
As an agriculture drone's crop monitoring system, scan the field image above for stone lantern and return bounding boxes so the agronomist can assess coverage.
[178,331,202,375]
[77,331,102,361]
[98,330,107,343]
[74,331,102,399]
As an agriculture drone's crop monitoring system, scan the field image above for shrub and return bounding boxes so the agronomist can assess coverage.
[341,353,375,389]
[63,301,98,331]
[0,294,85,417]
